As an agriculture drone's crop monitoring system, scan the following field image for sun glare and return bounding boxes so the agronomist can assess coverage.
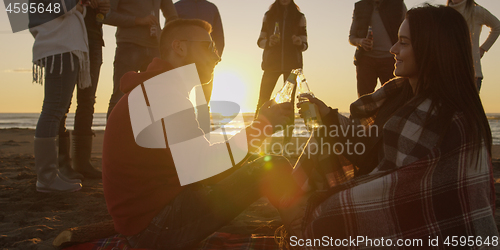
[211,68,253,113]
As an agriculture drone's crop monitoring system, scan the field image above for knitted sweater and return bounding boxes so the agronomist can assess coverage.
[29,0,90,88]
[449,1,500,78]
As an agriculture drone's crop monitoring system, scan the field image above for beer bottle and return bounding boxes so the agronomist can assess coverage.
[274,22,281,41]
[365,25,373,51]
[297,69,322,130]
[273,69,298,105]
[366,25,373,40]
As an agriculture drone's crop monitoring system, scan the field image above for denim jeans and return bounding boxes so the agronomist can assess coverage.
[35,52,79,138]
[127,156,297,250]
[355,56,395,97]
[71,43,103,136]
[107,42,160,118]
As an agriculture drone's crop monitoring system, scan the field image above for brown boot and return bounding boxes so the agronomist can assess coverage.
[58,132,84,181]
[35,137,82,193]
[72,134,102,179]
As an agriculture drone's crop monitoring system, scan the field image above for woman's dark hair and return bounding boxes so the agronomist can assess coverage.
[267,0,301,20]
[407,4,491,156]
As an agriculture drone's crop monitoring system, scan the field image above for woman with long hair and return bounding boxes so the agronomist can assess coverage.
[255,0,307,143]
[277,4,497,242]
[447,0,500,91]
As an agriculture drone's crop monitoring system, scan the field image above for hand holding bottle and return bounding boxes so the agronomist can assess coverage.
[359,38,373,51]
[361,26,374,51]
[269,34,280,47]
[297,93,330,118]
[257,100,293,132]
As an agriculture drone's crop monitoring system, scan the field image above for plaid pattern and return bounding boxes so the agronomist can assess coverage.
[63,233,280,250]
[294,79,497,249]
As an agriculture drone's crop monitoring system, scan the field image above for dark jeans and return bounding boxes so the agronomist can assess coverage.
[355,56,395,97]
[35,53,79,138]
[60,43,103,136]
[255,70,295,140]
[107,42,160,118]
[128,156,297,249]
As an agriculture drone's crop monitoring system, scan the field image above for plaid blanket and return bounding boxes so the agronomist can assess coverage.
[295,79,498,249]
[63,233,280,250]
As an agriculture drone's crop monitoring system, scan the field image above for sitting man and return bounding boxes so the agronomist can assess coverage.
[102,19,295,249]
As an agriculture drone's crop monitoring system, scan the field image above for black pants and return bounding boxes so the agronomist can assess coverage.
[355,56,395,97]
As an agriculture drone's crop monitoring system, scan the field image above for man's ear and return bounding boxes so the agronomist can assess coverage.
[171,40,188,57]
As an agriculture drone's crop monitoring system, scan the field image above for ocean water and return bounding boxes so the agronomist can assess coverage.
[1,113,499,145]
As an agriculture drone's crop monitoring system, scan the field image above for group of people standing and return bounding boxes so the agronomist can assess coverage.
[349,0,500,96]
[28,0,500,249]
[29,0,224,192]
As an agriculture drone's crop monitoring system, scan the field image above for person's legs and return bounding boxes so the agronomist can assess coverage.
[376,57,396,87]
[281,70,295,145]
[72,43,103,179]
[35,52,82,192]
[476,77,483,92]
[255,71,282,117]
[129,156,299,249]
[36,53,78,138]
[74,43,102,136]
[107,43,153,118]
[356,56,378,97]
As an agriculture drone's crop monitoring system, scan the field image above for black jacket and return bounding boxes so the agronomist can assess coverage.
[258,6,307,72]
[351,0,404,62]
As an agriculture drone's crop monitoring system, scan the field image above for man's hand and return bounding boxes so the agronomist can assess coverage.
[135,15,157,26]
[256,100,293,132]
[292,35,302,46]
[297,93,330,118]
[269,34,280,47]
[359,38,373,51]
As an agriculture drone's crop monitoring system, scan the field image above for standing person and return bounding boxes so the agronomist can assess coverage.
[255,0,307,144]
[174,0,224,103]
[349,0,406,97]
[447,0,500,91]
[103,0,177,118]
[30,0,89,192]
[58,0,111,181]
[278,5,497,242]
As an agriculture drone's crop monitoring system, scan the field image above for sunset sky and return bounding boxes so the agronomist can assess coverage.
[0,0,499,114]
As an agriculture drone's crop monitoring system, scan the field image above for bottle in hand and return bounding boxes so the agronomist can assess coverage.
[365,25,373,51]
[274,22,281,41]
[273,69,299,105]
[297,69,322,130]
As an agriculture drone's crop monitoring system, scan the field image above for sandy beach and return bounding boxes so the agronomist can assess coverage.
[1,128,499,249]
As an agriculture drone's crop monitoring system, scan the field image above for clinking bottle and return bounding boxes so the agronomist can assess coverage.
[272,69,299,105]
[297,70,322,130]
